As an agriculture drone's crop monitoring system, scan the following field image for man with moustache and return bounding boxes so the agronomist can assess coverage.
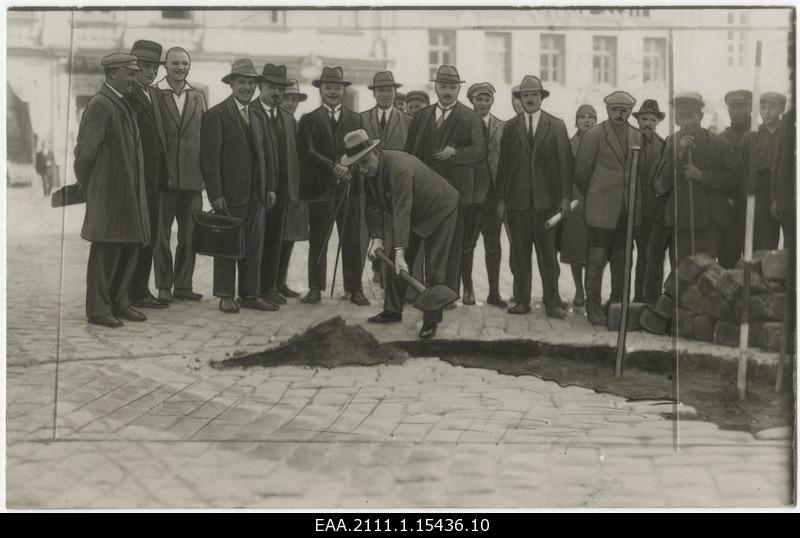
[75,53,150,327]
[631,99,667,304]
[297,66,369,306]
[153,47,206,303]
[496,76,573,319]
[462,82,507,308]
[405,91,430,117]
[251,64,299,308]
[404,65,487,295]
[200,59,276,313]
[276,79,309,299]
[739,92,786,251]
[127,39,168,311]
[574,91,643,326]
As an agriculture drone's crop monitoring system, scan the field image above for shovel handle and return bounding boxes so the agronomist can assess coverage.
[374,248,426,294]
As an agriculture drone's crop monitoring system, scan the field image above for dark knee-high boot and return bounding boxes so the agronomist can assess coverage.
[485,249,507,307]
[586,246,609,326]
[609,248,625,305]
[461,248,475,305]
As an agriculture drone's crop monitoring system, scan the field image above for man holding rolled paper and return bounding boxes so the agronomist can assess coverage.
[496,75,573,319]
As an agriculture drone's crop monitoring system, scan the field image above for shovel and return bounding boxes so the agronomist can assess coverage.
[373,248,458,312]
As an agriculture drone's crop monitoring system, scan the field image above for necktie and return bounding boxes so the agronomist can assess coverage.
[330,108,337,131]
[380,110,387,132]
[527,114,534,148]
[436,107,447,130]
[240,106,249,126]
[270,108,278,124]
[483,120,489,139]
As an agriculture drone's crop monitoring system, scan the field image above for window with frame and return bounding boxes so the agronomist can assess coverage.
[643,37,666,86]
[429,30,456,80]
[485,32,511,84]
[593,36,617,86]
[540,34,565,85]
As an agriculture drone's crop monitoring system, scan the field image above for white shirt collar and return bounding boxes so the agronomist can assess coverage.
[104,83,126,100]
[157,77,194,94]
[480,113,491,128]
[437,101,456,111]
[378,106,392,117]
[234,98,250,111]
[322,103,341,114]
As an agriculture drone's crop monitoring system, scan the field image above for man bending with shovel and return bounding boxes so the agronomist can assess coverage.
[340,129,460,339]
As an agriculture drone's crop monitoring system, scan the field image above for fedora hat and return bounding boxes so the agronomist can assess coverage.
[312,66,351,88]
[221,58,263,84]
[130,40,164,65]
[284,78,308,102]
[369,71,402,90]
[339,129,380,167]
[632,99,665,120]
[261,63,292,86]
[512,76,550,99]
[430,65,465,85]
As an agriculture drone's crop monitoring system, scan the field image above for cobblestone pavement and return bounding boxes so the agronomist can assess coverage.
[5,186,794,508]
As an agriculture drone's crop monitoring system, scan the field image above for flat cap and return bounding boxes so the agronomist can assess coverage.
[603,91,636,108]
[671,92,705,110]
[406,90,430,105]
[724,90,753,107]
[394,92,406,102]
[761,91,787,110]
[101,53,141,70]
[467,82,496,100]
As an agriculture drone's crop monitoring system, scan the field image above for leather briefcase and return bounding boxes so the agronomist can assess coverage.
[192,210,245,260]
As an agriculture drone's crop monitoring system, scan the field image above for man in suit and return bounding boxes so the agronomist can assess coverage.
[127,39,168,311]
[462,82,507,308]
[346,130,459,339]
[654,93,740,269]
[251,64,299,308]
[75,53,151,328]
[153,47,206,303]
[574,91,644,326]
[496,76,573,319]
[200,59,277,313]
[297,66,369,306]
[404,65,486,294]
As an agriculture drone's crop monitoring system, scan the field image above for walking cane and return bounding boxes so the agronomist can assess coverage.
[687,146,696,255]
[614,145,642,378]
[328,179,352,297]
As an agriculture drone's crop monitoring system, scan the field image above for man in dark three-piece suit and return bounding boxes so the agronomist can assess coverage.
[200,59,276,314]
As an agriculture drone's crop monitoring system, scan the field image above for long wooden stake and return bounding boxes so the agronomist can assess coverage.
[737,40,762,401]
[615,146,642,378]
[687,147,696,255]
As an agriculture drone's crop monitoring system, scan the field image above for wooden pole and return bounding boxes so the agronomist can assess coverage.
[615,145,642,378]
[687,147,696,255]
[737,40,762,401]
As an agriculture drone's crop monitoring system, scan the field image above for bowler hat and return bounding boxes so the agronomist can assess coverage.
[312,66,351,88]
[284,78,308,102]
[724,90,753,107]
[221,59,263,84]
[632,99,665,120]
[760,91,787,110]
[101,53,141,71]
[130,40,164,65]
[467,82,496,101]
[369,71,402,90]
[513,76,550,99]
[261,63,292,86]
[604,91,636,108]
[406,90,430,105]
[430,65,465,85]
[339,129,380,167]
[671,92,705,110]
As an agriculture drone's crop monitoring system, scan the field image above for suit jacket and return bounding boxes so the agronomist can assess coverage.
[128,84,166,193]
[251,100,301,203]
[640,133,666,221]
[772,109,795,213]
[496,110,573,212]
[297,105,364,201]
[360,106,412,150]
[654,127,740,230]
[574,120,643,229]
[153,81,206,192]
[74,85,149,245]
[200,96,274,209]
[404,100,487,202]
[472,113,506,204]
[365,150,459,249]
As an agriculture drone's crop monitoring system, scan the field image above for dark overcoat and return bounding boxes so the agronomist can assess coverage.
[128,84,166,193]
[251,100,302,203]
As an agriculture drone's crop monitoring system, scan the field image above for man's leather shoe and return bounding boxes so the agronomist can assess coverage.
[158,289,173,303]
[557,298,569,311]
[486,294,508,308]
[279,284,301,298]
[301,288,321,304]
[507,303,531,315]
[262,289,287,305]
[573,289,586,308]
[219,297,239,313]
[418,322,437,339]
[368,311,402,323]
[350,290,370,306]
[545,304,567,320]
[88,314,123,328]
[134,294,167,309]
[241,297,278,311]
[462,289,476,306]
[116,307,147,322]
[174,288,203,301]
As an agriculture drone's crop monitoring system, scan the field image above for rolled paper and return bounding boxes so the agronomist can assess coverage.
[544,199,580,229]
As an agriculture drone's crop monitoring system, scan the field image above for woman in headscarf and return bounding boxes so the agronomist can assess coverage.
[559,104,597,308]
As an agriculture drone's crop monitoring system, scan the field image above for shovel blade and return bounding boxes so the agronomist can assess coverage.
[412,285,459,312]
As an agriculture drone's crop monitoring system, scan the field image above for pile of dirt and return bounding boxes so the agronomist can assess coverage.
[212,316,407,370]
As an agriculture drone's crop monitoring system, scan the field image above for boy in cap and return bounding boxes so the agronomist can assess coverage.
[394,92,407,114]
[405,91,430,117]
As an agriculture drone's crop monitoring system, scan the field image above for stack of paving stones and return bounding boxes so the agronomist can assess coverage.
[667,251,788,350]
